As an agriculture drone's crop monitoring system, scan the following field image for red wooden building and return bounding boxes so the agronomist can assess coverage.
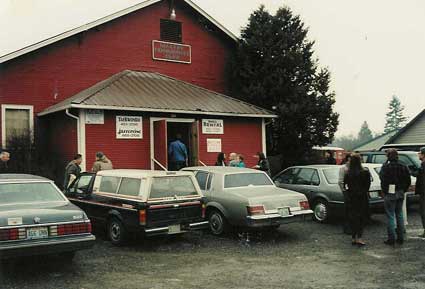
[0,0,275,175]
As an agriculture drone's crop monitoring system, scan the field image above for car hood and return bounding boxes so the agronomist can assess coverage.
[227,186,308,211]
[0,201,87,227]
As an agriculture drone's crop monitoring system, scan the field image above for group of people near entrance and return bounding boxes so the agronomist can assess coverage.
[340,148,425,247]
[215,152,271,175]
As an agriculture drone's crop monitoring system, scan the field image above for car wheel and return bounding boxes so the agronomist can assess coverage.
[208,210,228,236]
[313,199,329,223]
[108,218,127,246]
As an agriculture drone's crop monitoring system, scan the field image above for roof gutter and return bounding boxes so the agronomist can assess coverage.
[40,104,277,118]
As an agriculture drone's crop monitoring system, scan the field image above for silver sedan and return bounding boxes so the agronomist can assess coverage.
[182,167,313,235]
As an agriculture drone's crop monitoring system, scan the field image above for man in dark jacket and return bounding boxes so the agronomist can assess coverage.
[380,149,411,245]
[416,147,425,238]
[325,151,337,165]
[0,151,10,174]
[64,154,82,189]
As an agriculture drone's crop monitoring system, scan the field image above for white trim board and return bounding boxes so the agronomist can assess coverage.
[1,104,34,148]
[0,0,238,64]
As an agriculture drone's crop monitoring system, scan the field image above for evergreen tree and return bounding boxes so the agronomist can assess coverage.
[384,95,407,133]
[357,121,373,144]
[229,5,339,166]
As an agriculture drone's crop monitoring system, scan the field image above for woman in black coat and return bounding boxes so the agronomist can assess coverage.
[215,152,227,167]
[343,154,371,246]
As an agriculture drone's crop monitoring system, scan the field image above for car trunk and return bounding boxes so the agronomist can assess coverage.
[228,187,306,211]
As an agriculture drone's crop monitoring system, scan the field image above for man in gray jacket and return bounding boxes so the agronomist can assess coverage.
[92,152,113,173]
[64,154,82,189]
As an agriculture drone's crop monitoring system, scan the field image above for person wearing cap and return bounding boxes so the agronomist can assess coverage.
[379,149,411,246]
[92,152,113,173]
[416,147,425,238]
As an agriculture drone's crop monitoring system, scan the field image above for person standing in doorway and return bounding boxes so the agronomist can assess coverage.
[343,154,371,246]
[215,152,227,166]
[325,150,337,164]
[416,147,425,238]
[339,153,352,235]
[64,154,82,189]
[253,152,271,176]
[168,134,188,171]
[92,152,113,173]
[0,151,10,174]
[380,149,411,246]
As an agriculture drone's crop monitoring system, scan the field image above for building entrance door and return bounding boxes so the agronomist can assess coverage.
[151,118,198,170]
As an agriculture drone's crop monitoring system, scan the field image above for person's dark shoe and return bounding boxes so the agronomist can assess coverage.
[396,239,404,245]
[384,239,395,246]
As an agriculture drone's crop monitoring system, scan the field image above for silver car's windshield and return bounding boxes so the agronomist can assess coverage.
[149,176,199,199]
[0,182,66,204]
[323,168,339,184]
[224,173,273,188]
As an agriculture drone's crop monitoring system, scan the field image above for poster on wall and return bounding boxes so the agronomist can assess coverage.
[85,109,104,124]
[202,119,224,134]
[207,138,222,153]
[116,116,143,139]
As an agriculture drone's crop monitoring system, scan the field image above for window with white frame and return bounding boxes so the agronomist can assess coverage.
[1,105,33,148]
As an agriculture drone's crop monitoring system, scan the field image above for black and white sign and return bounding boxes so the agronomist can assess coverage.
[116,116,143,139]
[207,138,222,153]
[202,119,224,134]
[85,109,104,124]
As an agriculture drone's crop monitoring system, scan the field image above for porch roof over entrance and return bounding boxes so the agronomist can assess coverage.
[39,70,276,118]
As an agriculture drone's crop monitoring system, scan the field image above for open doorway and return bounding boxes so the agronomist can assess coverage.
[167,121,198,169]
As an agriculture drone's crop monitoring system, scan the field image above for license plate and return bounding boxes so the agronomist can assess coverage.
[278,207,290,217]
[168,224,181,234]
[369,191,380,198]
[27,227,48,240]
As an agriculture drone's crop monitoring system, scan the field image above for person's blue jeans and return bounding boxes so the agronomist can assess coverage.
[384,196,404,241]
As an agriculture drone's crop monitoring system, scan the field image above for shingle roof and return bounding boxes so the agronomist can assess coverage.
[39,70,276,118]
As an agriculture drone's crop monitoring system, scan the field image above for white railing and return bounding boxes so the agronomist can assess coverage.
[152,158,168,171]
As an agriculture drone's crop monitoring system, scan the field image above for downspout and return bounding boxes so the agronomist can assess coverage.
[65,108,81,161]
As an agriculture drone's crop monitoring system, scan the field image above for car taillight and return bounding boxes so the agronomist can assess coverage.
[0,228,26,241]
[55,222,91,236]
[201,203,206,219]
[299,200,310,210]
[247,205,265,216]
[139,209,147,225]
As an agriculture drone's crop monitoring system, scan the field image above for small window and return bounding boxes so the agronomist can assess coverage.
[99,176,120,194]
[2,105,33,148]
[323,168,340,184]
[311,170,320,186]
[73,175,93,193]
[294,169,315,185]
[150,176,198,199]
[206,174,213,190]
[118,178,141,197]
[195,171,208,190]
[274,168,300,185]
[224,173,273,188]
[372,154,387,164]
[160,19,182,43]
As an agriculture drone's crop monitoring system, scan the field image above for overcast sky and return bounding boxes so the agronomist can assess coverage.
[1,0,425,136]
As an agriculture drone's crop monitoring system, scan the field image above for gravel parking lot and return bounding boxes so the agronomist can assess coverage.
[2,206,425,289]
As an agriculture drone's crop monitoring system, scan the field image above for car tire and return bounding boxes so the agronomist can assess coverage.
[313,198,329,223]
[108,218,127,246]
[208,210,229,236]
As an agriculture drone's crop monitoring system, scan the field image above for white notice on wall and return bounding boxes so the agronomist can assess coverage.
[207,138,222,153]
[85,109,104,124]
[202,119,224,134]
[116,116,143,139]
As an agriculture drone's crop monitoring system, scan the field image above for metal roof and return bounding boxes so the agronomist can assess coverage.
[0,174,51,182]
[97,169,194,177]
[39,70,276,118]
[353,130,398,152]
[183,166,263,174]
[0,0,238,64]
